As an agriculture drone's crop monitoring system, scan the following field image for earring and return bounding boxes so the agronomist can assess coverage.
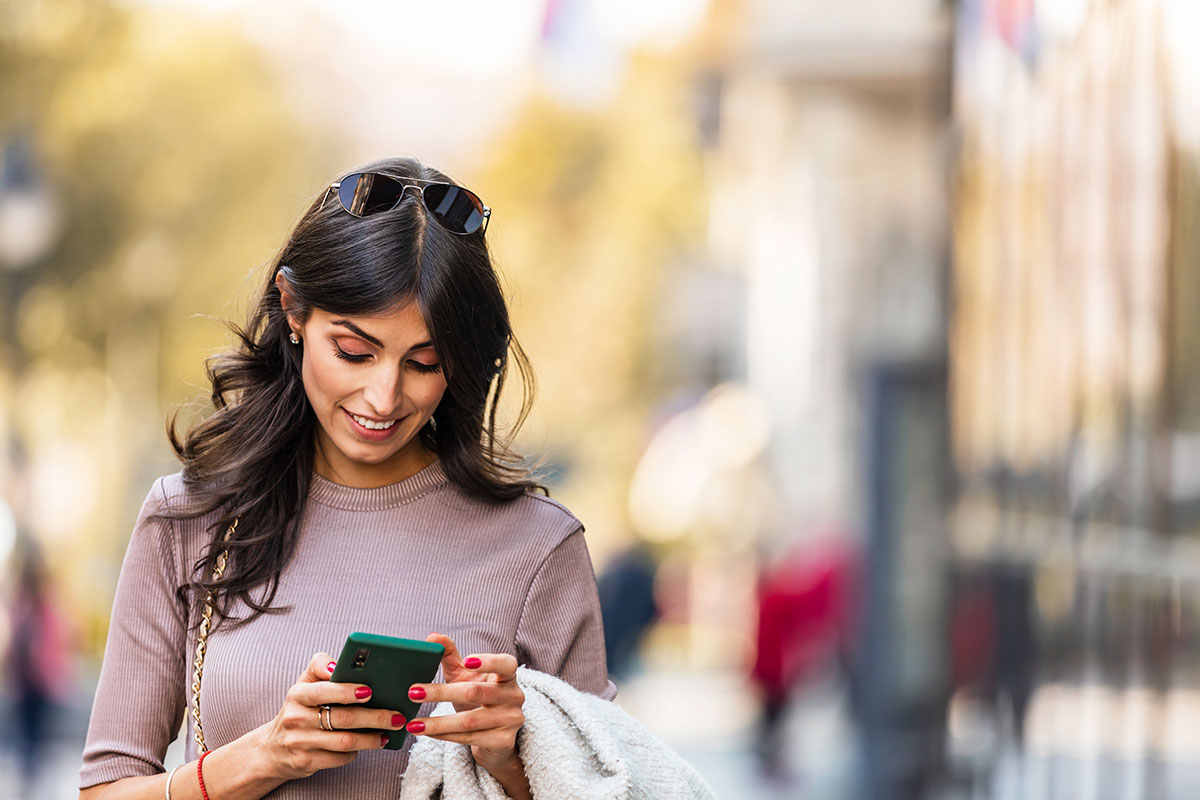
[289,332,300,345]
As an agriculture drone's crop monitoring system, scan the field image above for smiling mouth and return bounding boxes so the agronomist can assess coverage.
[346,411,399,431]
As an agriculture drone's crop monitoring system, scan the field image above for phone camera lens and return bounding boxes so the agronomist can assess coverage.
[352,648,369,669]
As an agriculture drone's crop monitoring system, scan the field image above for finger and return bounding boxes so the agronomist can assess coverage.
[298,652,338,683]
[326,706,408,732]
[460,653,519,682]
[425,632,463,673]
[406,706,523,738]
[288,679,376,708]
[407,679,520,708]
[311,729,394,752]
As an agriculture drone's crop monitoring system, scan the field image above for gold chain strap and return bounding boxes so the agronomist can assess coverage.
[191,518,237,753]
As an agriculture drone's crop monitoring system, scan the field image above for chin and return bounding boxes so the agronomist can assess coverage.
[346,435,419,462]
[344,445,401,465]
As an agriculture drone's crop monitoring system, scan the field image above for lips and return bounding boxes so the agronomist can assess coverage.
[343,408,404,441]
[349,412,398,430]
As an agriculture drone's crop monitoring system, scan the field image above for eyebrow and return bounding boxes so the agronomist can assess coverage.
[330,319,434,352]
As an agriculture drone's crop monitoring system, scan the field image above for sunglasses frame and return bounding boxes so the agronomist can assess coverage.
[320,172,491,235]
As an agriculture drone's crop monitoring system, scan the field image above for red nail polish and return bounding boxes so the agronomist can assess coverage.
[392,713,406,727]
[380,734,390,747]
[327,661,337,673]
[407,720,425,734]
[355,686,372,700]
[464,657,482,669]
[408,686,426,700]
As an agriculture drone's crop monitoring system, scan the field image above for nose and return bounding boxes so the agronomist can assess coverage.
[361,363,403,416]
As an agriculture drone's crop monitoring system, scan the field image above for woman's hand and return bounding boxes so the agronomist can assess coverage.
[406,633,526,775]
[247,651,408,780]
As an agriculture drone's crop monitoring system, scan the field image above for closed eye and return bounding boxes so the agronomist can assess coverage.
[409,361,442,374]
[332,343,370,363]
[333,343,441,374]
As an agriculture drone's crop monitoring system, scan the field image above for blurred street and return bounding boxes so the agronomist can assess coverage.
[0,692,88,799]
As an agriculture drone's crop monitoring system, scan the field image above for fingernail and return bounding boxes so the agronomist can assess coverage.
[392,713,406,727]
[464,657,482,669]
[408,686,426,701]
[355,686,372,700]
[327,661,336,673]
[380,734,390,747]
[407,720,425,734]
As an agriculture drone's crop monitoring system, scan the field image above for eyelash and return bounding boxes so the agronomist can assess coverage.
[410,361,443,374]
[332,344,442,373]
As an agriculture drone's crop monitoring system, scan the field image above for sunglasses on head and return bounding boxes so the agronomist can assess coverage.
[320,171,491,235]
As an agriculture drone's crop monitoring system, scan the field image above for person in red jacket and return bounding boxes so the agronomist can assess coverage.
[751,531,858,774]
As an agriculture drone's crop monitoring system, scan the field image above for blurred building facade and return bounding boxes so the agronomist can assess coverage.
[681,0,1200,798]
[948,1,1200,798]
[686,0,956,796]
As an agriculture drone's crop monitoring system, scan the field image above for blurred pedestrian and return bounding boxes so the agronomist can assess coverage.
[750,530,858,775]
[597,542,660,680]
[6,540,72,795]
[992,562,1035,746]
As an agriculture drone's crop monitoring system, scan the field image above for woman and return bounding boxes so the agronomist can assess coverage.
[78,157,612,800]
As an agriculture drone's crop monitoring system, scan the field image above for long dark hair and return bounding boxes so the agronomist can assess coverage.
[163,156,542,624]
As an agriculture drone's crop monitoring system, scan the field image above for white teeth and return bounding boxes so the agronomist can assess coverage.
[351,413,397,430]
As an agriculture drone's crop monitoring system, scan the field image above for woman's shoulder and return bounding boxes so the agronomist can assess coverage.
[139,471,215,516]
[513,489,584,534]
[132,471,224,549]
[436,481,585,548]
[116,473,221,585]
[131,471,181,519]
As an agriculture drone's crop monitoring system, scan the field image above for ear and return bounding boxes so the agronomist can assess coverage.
[275,270,301,333]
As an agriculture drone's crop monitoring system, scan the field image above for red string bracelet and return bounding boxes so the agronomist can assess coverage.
[197,749,212,800]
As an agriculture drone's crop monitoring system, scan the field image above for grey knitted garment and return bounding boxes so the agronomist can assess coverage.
[80,460,612,798]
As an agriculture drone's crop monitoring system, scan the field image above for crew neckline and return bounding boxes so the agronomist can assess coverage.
[307,459,449,511]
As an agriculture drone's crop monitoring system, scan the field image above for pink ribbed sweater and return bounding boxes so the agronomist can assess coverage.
[79,459,612,797]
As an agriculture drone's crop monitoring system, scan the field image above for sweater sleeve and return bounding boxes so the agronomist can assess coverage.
[79,478,190,788]
[514,526,616,701]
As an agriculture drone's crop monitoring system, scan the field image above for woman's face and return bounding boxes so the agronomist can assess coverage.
[286,296,448,488]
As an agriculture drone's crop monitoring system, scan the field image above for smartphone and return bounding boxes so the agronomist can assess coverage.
[329,632,445,750]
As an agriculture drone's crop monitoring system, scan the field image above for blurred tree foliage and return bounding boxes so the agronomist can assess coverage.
[481,51,707,556]
[0,0,333,650]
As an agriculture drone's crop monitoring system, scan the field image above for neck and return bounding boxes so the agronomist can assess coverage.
[312,439,438,489]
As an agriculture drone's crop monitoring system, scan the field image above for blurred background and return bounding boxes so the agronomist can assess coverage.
[2,0,1200,797]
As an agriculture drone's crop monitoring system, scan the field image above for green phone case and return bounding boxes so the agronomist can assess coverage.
[329,632,445,750]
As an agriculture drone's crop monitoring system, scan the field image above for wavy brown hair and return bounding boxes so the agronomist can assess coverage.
[162,156,543,625]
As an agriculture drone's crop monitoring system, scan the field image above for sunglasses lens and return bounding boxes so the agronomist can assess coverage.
[338,172,404,217]
[421,183,485,234]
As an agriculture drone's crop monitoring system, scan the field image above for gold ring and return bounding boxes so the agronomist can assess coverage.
[319,704,334,731]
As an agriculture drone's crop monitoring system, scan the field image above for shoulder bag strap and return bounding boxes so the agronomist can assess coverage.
[191,518,237,753]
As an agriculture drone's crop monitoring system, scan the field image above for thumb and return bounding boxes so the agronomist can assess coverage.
[299,651,337,683]
[426,632,463,676]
